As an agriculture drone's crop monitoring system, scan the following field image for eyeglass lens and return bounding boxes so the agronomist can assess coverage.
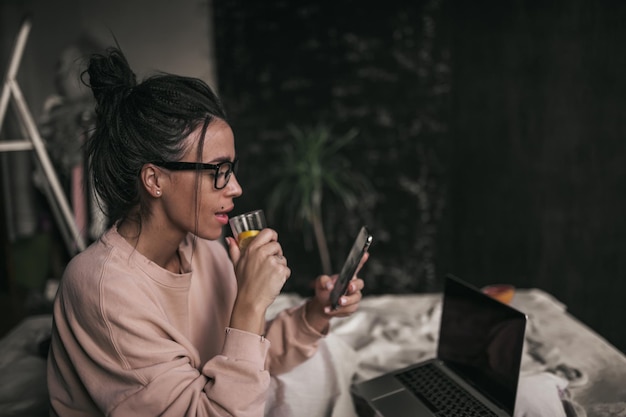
[215,160,237,189]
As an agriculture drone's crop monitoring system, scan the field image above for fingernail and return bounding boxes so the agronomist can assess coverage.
[340,297,346,305]
[325,281,333,290]
[324,306,331,314]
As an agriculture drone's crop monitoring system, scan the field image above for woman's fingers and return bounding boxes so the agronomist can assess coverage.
[232,227,291,309]
[355,252,370,276]
[321,277,363,317]
[346,277,365,294]
[226,236,241,265]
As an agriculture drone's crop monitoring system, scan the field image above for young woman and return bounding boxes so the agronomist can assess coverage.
[47,47,367,416]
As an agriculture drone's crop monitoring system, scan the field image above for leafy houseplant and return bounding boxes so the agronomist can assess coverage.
[266,124,371,275]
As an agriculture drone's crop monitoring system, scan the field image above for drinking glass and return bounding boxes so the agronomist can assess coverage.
[229,209,266,250]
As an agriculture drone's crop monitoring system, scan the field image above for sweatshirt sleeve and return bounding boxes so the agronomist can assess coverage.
[49,267,272,417]
[109,326,272,417]
[264,301,328,375]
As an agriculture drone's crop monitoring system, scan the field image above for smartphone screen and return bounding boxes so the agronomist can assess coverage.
[329,226,373,309]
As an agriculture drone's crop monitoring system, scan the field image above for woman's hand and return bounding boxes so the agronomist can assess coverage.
[226,228,291,334]
[305,252,369,333]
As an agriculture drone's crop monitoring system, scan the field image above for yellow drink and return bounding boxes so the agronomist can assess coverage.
[238,230,260,250]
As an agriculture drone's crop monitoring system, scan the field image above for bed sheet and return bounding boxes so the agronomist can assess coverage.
[1,290,624,417]
[267,289,626,417]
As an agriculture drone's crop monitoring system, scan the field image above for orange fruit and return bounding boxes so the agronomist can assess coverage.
[481,284,515,304]
[238,230,260,250]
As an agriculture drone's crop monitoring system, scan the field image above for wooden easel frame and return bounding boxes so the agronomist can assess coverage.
[0,17,86,255]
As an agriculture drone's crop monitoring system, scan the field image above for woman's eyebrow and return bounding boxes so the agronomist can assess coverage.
[208,154,237,163]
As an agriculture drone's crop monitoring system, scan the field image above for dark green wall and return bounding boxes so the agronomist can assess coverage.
[214,0,451,295]
[213,0,626,352]
[449,1,626,352]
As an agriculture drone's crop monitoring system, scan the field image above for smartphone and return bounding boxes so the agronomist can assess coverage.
[329,226,373,310]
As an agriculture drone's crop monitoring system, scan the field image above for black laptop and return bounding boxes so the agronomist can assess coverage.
[352,275,527,417]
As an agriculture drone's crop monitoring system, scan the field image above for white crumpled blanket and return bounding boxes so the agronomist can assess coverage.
[0,294,588,417]
[265,293,586,417]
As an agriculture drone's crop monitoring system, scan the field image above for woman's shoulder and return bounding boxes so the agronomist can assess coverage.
[62,234,113,282]
[56,234,119,316]
[61,229,150,297]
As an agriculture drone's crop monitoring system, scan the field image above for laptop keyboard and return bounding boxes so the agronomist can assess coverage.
[395,363,499,417]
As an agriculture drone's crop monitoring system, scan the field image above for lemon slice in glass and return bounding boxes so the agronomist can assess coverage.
[237,230,260,250]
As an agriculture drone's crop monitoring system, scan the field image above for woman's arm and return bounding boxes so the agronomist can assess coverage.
[48,253,272,417]
[263,253,368,375]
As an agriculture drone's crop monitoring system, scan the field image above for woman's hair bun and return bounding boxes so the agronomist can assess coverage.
[86,47,137,106]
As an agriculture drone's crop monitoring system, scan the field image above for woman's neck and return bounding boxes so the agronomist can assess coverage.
[117,218,184,274]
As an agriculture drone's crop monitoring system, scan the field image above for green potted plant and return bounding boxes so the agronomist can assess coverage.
[266,123,371,275]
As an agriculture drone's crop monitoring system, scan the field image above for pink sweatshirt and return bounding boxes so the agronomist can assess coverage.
[47,227,325,416]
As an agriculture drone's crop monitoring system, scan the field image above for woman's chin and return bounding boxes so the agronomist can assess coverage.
[196,228,225,242]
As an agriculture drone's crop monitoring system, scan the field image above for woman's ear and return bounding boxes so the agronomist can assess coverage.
[141,164,163,198]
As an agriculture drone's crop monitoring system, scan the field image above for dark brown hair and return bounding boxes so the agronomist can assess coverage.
[84,47,227,229]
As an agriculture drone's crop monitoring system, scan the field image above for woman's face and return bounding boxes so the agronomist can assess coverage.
[162,119,242,240]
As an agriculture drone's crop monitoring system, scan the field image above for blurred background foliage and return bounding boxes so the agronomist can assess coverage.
[2,0,624,352]
[214,0,450,296]
[265,123,373,276]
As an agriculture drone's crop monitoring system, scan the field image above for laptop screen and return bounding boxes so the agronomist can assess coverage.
[437,275,527,415]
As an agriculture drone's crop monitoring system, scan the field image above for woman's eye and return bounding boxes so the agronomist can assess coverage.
[208,171,226,179]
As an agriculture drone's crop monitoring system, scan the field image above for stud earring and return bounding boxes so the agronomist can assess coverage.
[156,190,161,196]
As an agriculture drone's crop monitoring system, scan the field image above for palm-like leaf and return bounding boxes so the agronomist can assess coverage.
[267,123,370,274]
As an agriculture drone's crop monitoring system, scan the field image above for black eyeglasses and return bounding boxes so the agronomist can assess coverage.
[152,157,238,189]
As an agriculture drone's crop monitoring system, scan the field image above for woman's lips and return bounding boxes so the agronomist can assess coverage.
[215,213,229,225]
[215,207,233,225]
